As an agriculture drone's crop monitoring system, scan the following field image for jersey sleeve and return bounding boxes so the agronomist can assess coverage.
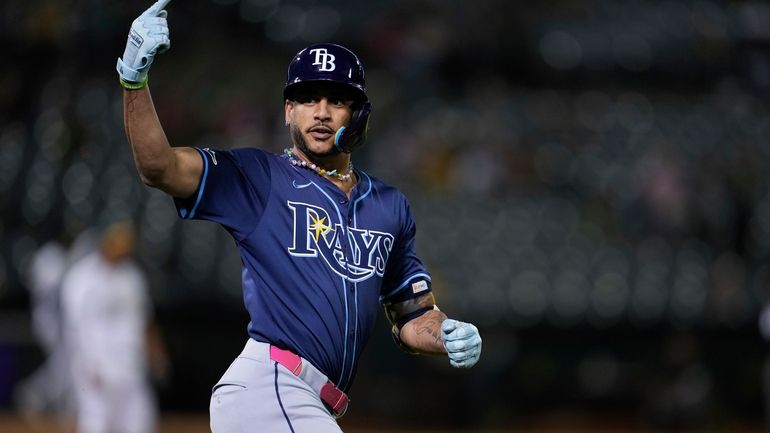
[174,147,270,240]
[379,195,432,304]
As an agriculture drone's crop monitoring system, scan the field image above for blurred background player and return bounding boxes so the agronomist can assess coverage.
[14,226,99,428]
[116,1,482,432]
[61,222,168,433]
[14,235,74,426]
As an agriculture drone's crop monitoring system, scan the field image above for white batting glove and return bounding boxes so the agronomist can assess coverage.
[116,0,173,87]
[441,319,482,368]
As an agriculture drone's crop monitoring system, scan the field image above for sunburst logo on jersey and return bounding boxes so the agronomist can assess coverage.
[309,214,333,242]
[288,200,394,282]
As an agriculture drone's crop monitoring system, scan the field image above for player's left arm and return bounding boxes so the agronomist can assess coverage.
[384,292,482,368]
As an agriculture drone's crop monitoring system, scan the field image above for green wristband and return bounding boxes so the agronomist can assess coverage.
[119,75,148,90]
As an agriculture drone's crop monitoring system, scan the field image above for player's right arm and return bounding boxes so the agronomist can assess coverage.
[118,0,201,198]
[123,88,202,198]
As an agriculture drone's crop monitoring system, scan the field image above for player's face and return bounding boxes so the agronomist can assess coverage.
[285,83,355,158]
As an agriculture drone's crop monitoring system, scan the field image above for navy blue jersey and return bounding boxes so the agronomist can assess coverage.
[174,147,432,392]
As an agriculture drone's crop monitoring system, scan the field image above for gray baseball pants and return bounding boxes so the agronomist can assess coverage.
[209,339,343,433]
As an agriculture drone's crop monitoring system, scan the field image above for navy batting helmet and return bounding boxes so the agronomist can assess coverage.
[284,43,371,153]
[284,43,367,102]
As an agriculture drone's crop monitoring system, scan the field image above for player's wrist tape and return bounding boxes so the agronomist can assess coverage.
[119,76,148,90]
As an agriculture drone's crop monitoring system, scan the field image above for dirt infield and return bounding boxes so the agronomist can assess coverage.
[0,412,764,433]
[0,413,210,433]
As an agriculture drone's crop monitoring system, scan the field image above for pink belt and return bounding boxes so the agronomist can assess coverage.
[269,345,350,418]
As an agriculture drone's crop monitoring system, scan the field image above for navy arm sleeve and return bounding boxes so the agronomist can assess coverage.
[380,195,432,304]
[174,147,271,241]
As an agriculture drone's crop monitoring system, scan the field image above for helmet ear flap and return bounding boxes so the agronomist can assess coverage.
[334,101,372,153]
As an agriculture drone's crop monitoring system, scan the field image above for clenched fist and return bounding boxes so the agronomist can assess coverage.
[441,319,482,368]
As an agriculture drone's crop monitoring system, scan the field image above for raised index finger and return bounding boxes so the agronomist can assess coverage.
[142,0,172,17]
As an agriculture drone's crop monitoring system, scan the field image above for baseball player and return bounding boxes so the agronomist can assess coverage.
[117,1,482,432]
[60,222,160,433]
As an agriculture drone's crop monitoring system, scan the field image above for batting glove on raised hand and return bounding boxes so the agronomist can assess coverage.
[116,0,173,88]
[442,319,482,368]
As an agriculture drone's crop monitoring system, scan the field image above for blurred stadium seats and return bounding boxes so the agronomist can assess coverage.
[2,0,770,430]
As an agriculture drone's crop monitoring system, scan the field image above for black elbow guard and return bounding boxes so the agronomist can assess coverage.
[394,306,434,329]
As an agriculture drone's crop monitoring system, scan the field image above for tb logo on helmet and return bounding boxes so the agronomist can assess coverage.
[309,48,336,72]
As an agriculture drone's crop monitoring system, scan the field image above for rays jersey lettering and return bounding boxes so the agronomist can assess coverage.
[288,201,393,282]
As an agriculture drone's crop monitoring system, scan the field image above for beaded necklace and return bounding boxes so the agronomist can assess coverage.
[284,148,354,182]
